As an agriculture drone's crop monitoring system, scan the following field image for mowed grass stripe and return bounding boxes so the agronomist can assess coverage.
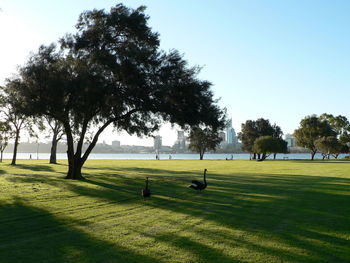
[0,159,349,263]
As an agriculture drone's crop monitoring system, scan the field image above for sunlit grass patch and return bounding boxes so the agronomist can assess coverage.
[0,159,349,262]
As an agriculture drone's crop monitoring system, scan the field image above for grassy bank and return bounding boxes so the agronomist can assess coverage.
[0,159,349,262]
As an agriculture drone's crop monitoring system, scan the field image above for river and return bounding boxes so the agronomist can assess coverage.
[3,153,348,160]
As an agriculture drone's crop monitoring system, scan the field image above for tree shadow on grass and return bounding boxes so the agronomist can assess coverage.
[286,159,350,164]
[0,200,163,263]
[8,166,350,262]
[55,167,350,260]
[86,169,350,262]
[12,164,56,172]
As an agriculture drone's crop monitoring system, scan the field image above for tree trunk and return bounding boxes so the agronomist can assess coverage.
[65,155,84,179]
[0,150,3,162]
[257,153,266,161]
[310,151,316,160]
[199,150,204,160]
[11,130,20,165]
[273,153,277,159]
[257,153,261,160]
[50,132,58,164]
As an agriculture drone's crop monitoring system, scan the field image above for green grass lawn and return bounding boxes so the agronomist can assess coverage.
[0,159,349,263]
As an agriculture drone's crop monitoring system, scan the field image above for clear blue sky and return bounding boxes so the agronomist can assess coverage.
[1,1,349,146]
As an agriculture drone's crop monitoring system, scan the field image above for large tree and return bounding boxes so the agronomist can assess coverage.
[252,136,288,161]
[45,118,64,164]
[315,136,348,159]
[13,4,225,179]
[238,118,283,159]
[294,115,335,160]
[0,85,35,165]
[0,121,11,162]
[188,126,223,160]
[320,113,350,148]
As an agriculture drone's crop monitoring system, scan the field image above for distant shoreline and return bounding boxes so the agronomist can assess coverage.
[2,153,348,160]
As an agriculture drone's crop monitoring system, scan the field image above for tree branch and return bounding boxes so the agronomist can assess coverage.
[81,108,139,163]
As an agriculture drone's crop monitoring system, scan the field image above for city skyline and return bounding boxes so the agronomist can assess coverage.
[1,1,349,146]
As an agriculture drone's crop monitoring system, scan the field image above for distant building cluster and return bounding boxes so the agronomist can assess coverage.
[152,117,241,153]
[221,118,239,150]
[172,131,188,152]
[8,123,308,155]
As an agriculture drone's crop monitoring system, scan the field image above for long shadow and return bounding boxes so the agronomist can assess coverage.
[0,200,163,263]
[9,166,350,262]
[286,159,350,164]
[13,164,56,172]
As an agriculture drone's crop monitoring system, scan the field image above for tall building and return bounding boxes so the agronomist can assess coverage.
[285,134,295,147]
[173,130,187,152]
[153,136,162,151]
[226,118,237,145]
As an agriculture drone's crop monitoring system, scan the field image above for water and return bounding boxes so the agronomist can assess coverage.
[3,152,348,160]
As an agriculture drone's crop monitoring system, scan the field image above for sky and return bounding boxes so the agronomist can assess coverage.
[1,0,350,146]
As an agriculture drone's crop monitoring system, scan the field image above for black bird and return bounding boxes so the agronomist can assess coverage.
[141,177,151,198]
[189,169,207,191]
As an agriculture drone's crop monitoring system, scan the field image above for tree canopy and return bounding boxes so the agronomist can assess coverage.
[10,4,225,179]
[320,113,350,146]
[315,136,348,159]
[294,115,336,160]
[238,118,283,159]
[188,126,223,160]
[252,136,288,161]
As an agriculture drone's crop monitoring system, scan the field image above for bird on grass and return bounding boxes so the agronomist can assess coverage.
[189,169,207,192]
[141,177,151,199]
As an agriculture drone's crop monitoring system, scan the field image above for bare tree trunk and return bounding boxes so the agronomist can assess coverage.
[11,130,20,165]
[199,149,204,160]
[311,151,316,160]
[66,155,84,179]
[49,132,58,164]
[0,150,3,162]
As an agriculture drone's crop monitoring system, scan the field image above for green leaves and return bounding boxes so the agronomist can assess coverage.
[294,115,337,152]
[238,118,283,153]
[188,127,223,160]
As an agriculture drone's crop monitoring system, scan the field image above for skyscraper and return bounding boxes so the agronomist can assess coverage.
[153,136,162,151]
[173,130,187,152]
[226,118,237,145]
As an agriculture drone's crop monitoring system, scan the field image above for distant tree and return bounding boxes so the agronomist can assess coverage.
[294,115,336,160]
[45,117,64,164]
[338,144,350,158]
[238,120,259,158]
[315,136,348,159]
[0,84,36,165]
[320,113,350,148]
[13,4,225,179]
[188,127,223,160]
[252,136,287,161]
[272,138,288,159]
[0,121,11,162]
[238,118,283,159]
